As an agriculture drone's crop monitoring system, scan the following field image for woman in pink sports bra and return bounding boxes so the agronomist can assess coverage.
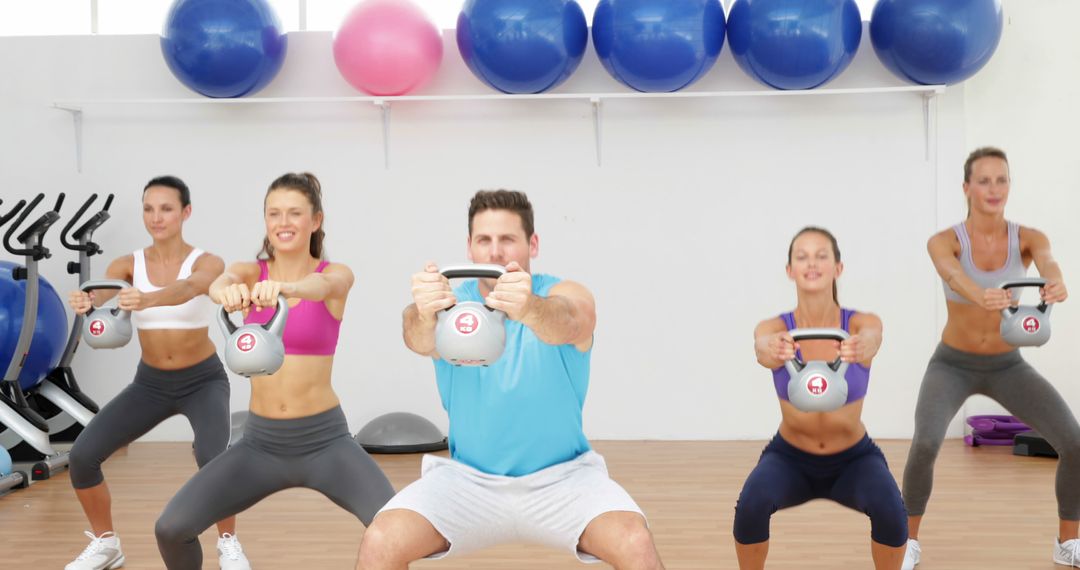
[154,173,394,570]
[64,176,248,570]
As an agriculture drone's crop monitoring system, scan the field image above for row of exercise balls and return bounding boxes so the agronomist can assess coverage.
[159,0,1003,98]
[450,0,1002,93]
[455,0,856,93]
[0,261,66,392]
[160,0,444,98]
[459,0,1003,91]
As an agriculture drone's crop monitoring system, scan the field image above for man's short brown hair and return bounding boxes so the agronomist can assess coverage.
[468,189,535,238]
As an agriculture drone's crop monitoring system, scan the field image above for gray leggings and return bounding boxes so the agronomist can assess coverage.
[903,343,1080,520]
[69,354,230,489]
[155,405,396,569]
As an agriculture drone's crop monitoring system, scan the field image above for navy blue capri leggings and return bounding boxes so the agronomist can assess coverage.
[733,433,908,548]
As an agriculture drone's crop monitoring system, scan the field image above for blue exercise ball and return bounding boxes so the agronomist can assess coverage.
[160,0,288,98]
[592,0,726,93]
[0,261,67,391]
[870,0,1003,85]
[457,0,588,94]
[0,446,11,476]
[728,0,862,90]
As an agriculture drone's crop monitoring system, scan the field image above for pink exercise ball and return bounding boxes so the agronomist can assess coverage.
[333,0,444,96]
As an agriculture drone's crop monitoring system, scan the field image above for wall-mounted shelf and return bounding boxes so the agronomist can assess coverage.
[52,84,945,171]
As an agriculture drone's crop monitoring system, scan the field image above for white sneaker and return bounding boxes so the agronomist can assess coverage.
[1055,538,1080,567]
[217,533,252,570]
[901,538,921,570]
[66,531,125,570]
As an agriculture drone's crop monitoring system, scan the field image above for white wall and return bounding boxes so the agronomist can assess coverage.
[1,0,1070,443]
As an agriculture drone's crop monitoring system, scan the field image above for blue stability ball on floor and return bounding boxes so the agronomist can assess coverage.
[457,0,588,94]
[0,261,67,391]
[160,0,288,98]
[592,0,726,93]
[0,446,11,475]
[728,0,862,90]
[870,0,1003,85]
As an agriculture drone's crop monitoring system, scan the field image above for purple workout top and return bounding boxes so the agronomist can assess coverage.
[771,308,871,405]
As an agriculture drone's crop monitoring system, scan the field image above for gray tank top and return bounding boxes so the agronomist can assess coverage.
[942,221,1026,304]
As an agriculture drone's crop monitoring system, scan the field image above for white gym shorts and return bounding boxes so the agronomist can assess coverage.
[377,450,646,562]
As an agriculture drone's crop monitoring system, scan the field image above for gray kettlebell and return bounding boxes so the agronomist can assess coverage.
[785,328,850,413]
[435,264,507,366]
[999,278,1052,347]
[80,280,133,349]
[218,295,288,377]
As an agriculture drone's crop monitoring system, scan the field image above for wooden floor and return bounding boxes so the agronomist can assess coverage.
[0,439,1066,569]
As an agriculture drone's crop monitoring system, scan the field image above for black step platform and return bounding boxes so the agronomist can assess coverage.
[1013,431,1058,458]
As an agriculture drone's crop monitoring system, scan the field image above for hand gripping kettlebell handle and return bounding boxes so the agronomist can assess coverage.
[80,279,132,315]
[785,328,851,373]
[440,264,508,312]
[998,278,1051,316]
[217,295,289,338]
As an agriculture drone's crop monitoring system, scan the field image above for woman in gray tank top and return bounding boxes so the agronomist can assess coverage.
[900,147,1079,569]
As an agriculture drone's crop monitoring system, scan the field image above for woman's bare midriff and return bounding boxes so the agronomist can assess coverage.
[137,328,217,370]
[941,300,1017,355]
[779,399,866,455]
[247,355,340,419]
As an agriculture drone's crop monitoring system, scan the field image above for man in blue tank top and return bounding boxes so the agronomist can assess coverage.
[356,190,664,570]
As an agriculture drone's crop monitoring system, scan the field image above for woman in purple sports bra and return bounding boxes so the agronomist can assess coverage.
[733,226,907,570]
[154,173,394,570]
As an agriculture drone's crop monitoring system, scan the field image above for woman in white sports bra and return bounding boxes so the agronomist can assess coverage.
[64,177,251,570]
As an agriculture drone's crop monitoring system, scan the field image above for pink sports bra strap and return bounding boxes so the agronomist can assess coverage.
[244,259,341,355]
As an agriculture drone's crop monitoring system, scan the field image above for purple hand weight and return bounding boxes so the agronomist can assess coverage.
[966,414,1030,434]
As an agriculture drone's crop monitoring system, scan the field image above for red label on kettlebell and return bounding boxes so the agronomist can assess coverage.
[454,310,481,336]
[89,320,105,337]
[236,333,257,353]
[806,374,828,396]
[1022,316,1040,334]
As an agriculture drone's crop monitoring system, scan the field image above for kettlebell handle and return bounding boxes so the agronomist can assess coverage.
[80,279,130,293]
[80,279,132,314]
[788,328,850,343]
[439,264,507,312]
[265,295,289,338]
[787,328,850,372]
[997,278,1051,315]
[440,264,507,280]
[217,306,238,336]
[998,277,1047,291]
[217,295,289,338]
